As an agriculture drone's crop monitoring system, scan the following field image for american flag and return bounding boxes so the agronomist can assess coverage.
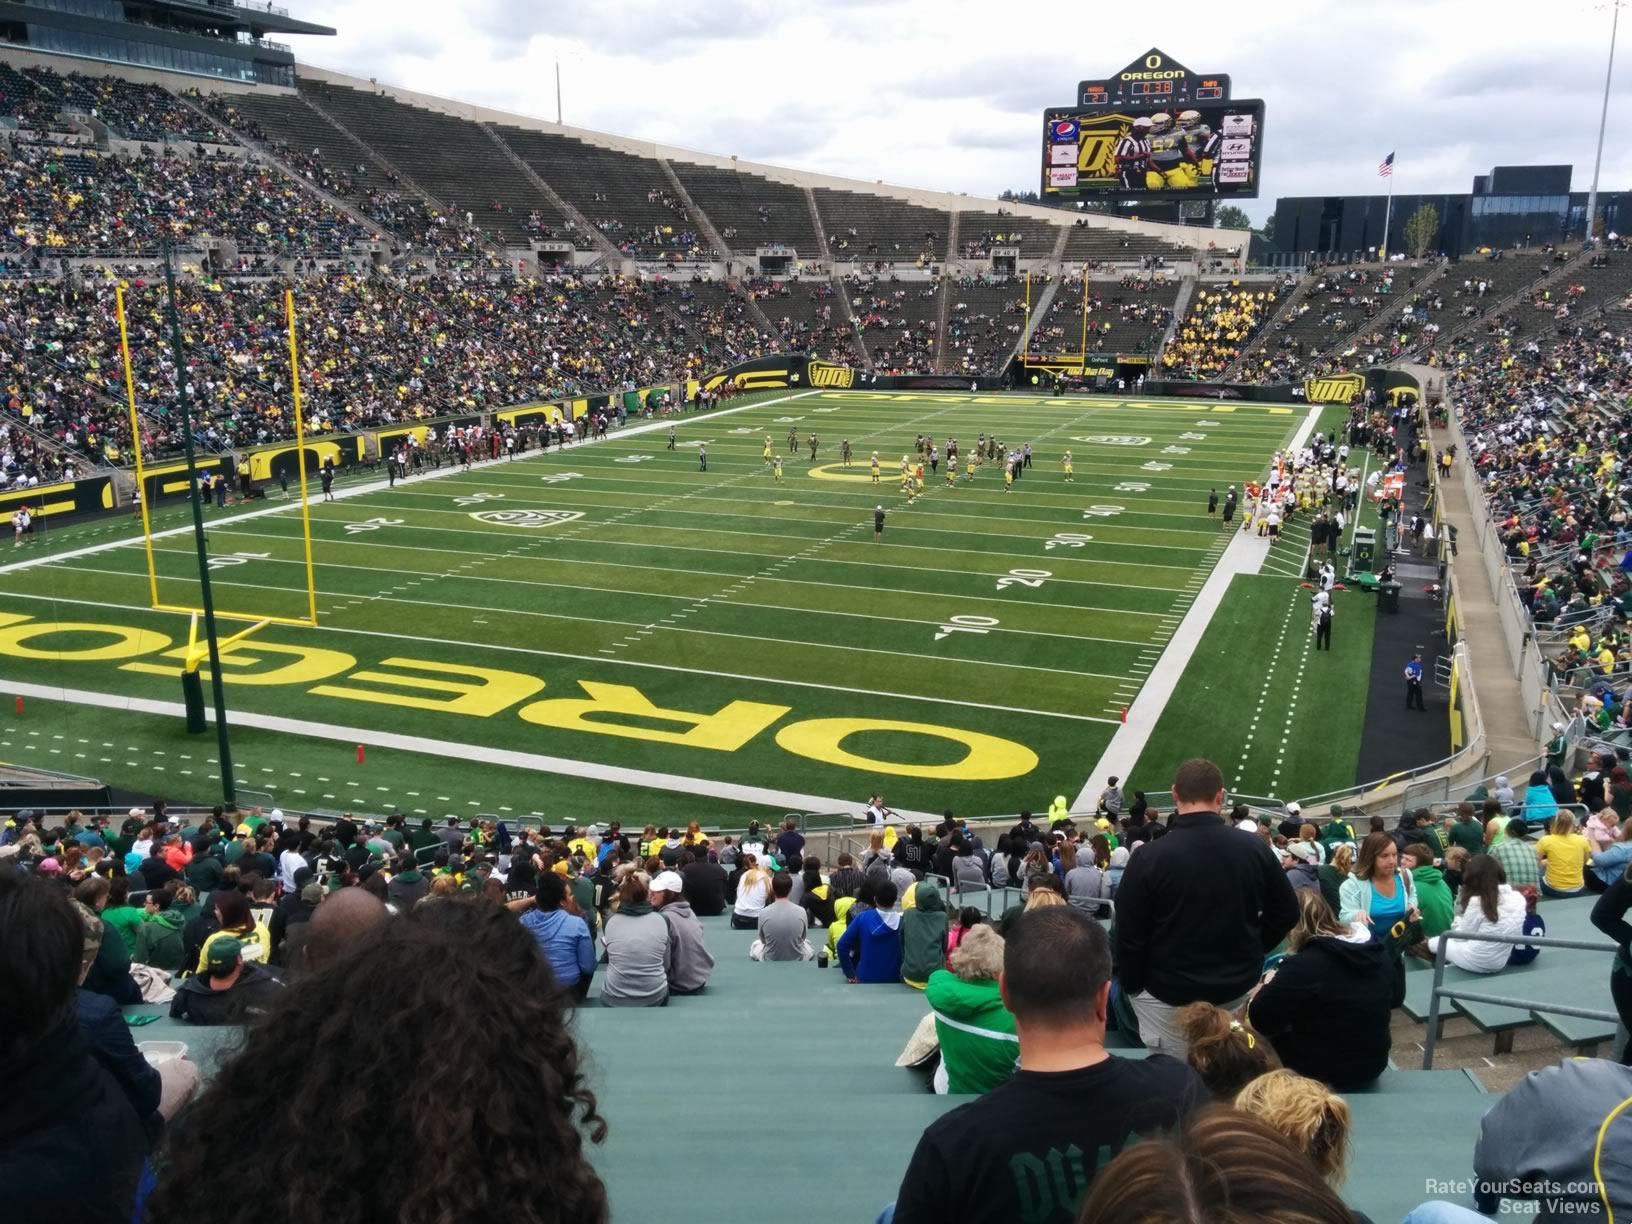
[1378,152,1395,177]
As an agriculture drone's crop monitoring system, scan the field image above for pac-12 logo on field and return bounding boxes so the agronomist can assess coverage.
[808,361,856,389]
[469,510,583,528]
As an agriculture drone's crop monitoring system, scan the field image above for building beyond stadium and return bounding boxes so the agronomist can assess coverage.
[1270,164,1632,263]
[0,0,336,87]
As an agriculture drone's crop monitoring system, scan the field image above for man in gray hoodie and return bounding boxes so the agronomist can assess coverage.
[651,871,714,995]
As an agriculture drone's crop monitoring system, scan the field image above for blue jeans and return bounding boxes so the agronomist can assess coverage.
[1541,880,1586,898]
[1402,1202,1489,1224]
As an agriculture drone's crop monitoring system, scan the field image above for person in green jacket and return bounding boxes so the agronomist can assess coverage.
[1402,843,1454,937]
[925,923,1018,1094]
[900,881,948,988]
[1446,802,1487,857]
[135,888,188,973]
[1319,805,1357,849]
[100,876,146,957]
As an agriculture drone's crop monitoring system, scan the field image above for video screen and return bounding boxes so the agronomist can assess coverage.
[1041,101,1264,199]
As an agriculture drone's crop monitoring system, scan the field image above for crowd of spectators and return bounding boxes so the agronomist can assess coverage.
[0,139,371,258]
[2,748,1630,1223]
[0,269,778,462]
[852,277,938,373]
[193,94,490,261]
[944,275,1025,375]
[32,69,234,145]
[1162,277,1293,379]
[1445,311,1632,634]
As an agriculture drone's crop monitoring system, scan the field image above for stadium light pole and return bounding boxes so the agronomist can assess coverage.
[1586,1,1624,245]
[161,242,238,808]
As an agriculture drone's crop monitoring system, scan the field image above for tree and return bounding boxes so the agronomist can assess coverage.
[1214,205,1251,231]
[1403,203,1439,258]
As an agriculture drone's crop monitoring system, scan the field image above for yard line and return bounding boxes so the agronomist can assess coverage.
[140,534,1179,618]
[1073,403,1326,810]
[0,388,825,579]
[0,679,952,822]
[0,588,1117,724]
[382,487,1237,539]
[165,521,1201,593]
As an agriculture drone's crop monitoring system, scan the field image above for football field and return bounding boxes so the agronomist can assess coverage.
[0,389,1319,824]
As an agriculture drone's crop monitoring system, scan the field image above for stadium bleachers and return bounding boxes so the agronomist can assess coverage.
[812,187,948,264]
[28,68,233,144]
[957,210,1060,259]
[851,277,941,371]
[749,278,865,364]
[294,80,586,248]
[656,280,779,367]
[943,277,1026,374]
[197,90,487,257]
[110,910,1539,1224]
[497,128,711,261]
[1062,219,1192,265]
[1036,274,1179,359]
[668,162,818,255]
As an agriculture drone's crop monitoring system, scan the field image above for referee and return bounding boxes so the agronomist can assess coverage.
[1115,118,1153,191]
[874,505,885,542]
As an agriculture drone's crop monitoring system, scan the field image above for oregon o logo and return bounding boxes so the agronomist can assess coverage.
[1146,53,1163,68]
[1075,435,1150,446]
[469,510,583,528]
[808,361,856,389]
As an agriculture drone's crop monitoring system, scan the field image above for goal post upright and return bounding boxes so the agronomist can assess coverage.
[114,283,161,611]
[284,288,319,628]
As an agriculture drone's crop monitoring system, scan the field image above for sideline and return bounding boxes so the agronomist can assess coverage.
[1072,404,1325,809]
[0,680,945,821]
[0,682,946,825]
[0,389,822,578]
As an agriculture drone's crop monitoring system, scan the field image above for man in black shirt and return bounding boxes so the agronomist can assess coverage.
[1008,811,1041,846]
[892,908,1207,1224]
[1114,758,1298,1060]
[680,850,727,917]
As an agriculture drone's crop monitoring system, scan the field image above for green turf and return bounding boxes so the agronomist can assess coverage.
[1129,404,1380,802]
[0,390,1314,821]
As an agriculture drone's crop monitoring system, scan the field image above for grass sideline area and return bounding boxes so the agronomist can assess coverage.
[0,389,1368,820]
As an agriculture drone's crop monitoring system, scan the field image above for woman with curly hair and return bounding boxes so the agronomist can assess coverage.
[143,898,609,1224]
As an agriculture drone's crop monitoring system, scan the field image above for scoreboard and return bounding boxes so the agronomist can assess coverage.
[1042,49,1265,201]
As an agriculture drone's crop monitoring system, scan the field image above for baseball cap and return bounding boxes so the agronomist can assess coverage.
[1329,804,1346,818]
[1285,802,1302,817]
[1285,841,1320,864]
[38,857,60,874]
[650,870,683,895]
[300,882,324,904]
[205,937,243,972]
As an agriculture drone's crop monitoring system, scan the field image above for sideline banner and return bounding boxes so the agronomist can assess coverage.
[0,474,116,521]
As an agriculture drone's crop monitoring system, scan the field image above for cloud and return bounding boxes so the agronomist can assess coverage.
[292,0,1631,228]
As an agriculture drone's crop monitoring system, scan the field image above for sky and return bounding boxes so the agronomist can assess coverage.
[294,0,1632,226]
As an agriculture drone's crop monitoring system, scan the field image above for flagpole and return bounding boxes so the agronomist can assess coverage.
[1381,156,1395,262]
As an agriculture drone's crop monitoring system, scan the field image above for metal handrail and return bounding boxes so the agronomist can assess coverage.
[1421,929,1624,1068]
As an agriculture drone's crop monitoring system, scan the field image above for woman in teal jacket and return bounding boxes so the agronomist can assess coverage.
[925,924,1016,1094]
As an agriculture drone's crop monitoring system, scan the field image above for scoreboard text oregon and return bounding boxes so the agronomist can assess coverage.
[1041,48,1265,201]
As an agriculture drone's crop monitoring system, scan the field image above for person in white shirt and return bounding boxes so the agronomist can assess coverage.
[278,845,308,893]
[1429,855,1526,973]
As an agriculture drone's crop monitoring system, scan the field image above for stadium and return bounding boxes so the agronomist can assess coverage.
[0,5,1629,1223]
